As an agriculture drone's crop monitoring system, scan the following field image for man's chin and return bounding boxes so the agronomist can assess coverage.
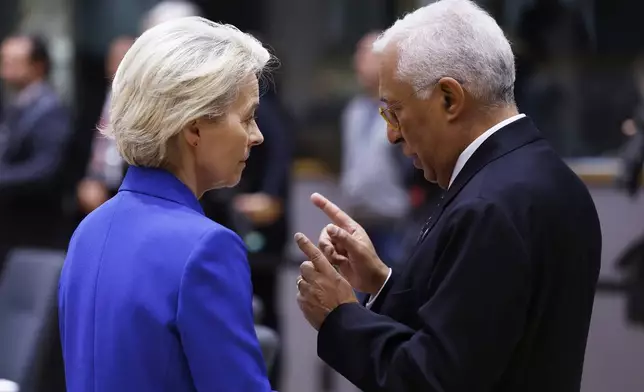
[423,170,438,184]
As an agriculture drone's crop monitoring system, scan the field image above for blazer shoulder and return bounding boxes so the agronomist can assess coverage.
[178,223,250,303]
[186,223,247,266]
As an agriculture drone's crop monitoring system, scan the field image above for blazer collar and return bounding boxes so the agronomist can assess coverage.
[119,166,204,214]
[417,116,543,242]
[444,116,542,204]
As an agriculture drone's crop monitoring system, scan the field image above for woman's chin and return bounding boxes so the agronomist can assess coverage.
[227,173,243,188]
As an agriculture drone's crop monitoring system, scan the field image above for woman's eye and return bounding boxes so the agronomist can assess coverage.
[244,114,258,124]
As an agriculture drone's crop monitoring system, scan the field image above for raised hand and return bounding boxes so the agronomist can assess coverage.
[310,193,389,295]
[294,232,357,330]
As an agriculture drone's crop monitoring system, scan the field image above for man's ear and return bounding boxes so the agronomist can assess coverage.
[438,77,465,120]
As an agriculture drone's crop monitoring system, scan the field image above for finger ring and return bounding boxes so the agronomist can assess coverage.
[296,277,303,290]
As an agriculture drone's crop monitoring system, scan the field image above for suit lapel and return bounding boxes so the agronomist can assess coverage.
[416,117,543,244]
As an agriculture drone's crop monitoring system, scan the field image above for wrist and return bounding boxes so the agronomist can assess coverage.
[367,262,390,295]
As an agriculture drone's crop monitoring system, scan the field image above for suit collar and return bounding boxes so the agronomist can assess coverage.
[448,114,526,187]
[445,116,541,203]
[119,166,204,214]
[418,116,542,241]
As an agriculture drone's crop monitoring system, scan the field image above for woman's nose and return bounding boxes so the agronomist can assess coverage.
[250,127,264,146]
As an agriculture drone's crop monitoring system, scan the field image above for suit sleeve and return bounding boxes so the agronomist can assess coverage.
[318,198,532,392]
[0,104,71,190]
[177,228,272,392]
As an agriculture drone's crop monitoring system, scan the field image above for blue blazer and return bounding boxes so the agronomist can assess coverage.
[58,166,272,392]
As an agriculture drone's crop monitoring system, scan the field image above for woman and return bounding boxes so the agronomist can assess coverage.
[58,17,273,392]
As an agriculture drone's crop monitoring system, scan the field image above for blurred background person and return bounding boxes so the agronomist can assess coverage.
[338,31,409,266]
[77,1,204,217]
[616,55,644,196]
[140,0,204,32]
[200,30,293,386]
[0,34,72,268]
[59,17,273,392]
[228,74,293,385]
[76,36,134,214]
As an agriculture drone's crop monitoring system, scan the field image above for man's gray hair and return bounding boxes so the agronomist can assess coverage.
[103,17,271,167]
[373,0,516,106]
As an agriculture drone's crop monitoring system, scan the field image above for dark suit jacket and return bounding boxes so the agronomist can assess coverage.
[318,117,602,392]
[0,83,73,250]
[0,83,71,196]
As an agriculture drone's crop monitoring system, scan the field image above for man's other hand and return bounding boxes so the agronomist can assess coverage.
[295,232,358,330]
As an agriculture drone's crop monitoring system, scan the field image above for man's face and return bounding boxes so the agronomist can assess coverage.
[379,48,453,185]
[0,37,38,90]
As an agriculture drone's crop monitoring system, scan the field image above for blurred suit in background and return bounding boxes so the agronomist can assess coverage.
[0,35,73,269]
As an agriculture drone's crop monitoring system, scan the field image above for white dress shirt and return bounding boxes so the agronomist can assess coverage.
[366,113,526,308]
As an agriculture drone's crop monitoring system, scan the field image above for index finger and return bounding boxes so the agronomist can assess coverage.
[311,193,357,233]
[294,232,335,276]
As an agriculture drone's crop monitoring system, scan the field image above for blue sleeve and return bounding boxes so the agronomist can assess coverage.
[177,227,272,392]
[0,104,72,189]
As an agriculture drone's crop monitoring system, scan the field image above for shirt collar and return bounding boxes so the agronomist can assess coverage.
[448,113,526,188]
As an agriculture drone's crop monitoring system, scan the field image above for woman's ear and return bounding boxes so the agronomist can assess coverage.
[182,120,201,147]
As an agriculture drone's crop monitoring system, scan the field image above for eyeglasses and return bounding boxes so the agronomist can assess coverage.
[378,83,436,131]
[379,78,460,130]
[378,102,403,131]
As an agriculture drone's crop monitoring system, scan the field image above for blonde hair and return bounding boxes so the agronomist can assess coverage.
[102,17,271,167]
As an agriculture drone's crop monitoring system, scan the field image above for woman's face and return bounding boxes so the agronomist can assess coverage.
[189,75,264,192]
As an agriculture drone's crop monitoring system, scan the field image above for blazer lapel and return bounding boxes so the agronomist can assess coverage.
[416,117,543,244]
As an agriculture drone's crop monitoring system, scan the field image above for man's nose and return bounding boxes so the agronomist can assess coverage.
[386,126,402,145]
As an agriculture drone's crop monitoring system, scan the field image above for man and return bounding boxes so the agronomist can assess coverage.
[0,35,72,266]
[339,31,409,265]
[293,0,602,391]
[76,36,134,213]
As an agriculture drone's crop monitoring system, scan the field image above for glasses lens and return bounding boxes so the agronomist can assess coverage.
[385,110,399,129]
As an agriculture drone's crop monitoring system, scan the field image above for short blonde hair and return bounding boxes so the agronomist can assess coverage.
[103,17,271,167]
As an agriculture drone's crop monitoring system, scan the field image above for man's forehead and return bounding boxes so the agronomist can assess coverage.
[1,37,31,56]
[378,49,403,102]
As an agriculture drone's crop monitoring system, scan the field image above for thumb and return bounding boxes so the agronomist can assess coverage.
[326,224,362,253]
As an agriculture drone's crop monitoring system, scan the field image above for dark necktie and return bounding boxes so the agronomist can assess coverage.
[417,192,446,244]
